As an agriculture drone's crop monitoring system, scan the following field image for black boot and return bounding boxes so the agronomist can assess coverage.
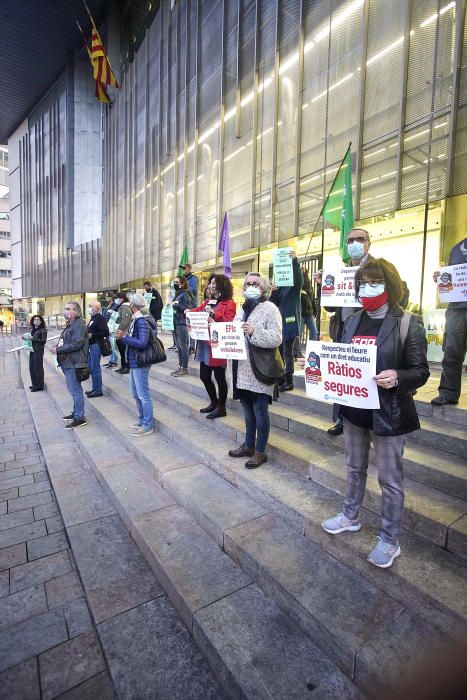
[200,401,217,414]
[206,403,227,419]
[279,373,294,392]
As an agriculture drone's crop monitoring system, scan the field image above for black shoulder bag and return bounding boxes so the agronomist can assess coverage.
[248,340,285,385]
[134,319,167,366]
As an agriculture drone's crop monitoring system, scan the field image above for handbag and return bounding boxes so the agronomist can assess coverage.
[75,367,90,382]
[134,320,167,366]
[99,337,112,357]
[248,341,285,385]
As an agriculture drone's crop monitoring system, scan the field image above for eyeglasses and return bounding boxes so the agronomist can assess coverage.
[246,281,261,288]
[356,279,385,290]
[347,237,368,244]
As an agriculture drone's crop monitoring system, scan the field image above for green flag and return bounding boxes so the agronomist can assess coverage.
[322,147,354,263]
[177,243,189,276]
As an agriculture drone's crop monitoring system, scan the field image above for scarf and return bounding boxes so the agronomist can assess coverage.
[242,295,267,321]
[365,301,389,319]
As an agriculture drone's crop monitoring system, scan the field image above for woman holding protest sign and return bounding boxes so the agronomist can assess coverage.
[25,315,48,391]
[228,272,283,469]
[169,275,194,377]
[302,258,429,568]
[187,274,236,419]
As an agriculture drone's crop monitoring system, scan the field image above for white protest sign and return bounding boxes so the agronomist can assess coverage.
[303,340,379,409]
[161,305,174,331]
[320,266,361,307]
[436,263,467,303]
[144,292,153,306]
[107,310,119,334]
[210,321,247,360]
[186,312,210,341]
[273,247,293,286]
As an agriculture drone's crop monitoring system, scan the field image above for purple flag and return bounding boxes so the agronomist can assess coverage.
[218,212,232,278]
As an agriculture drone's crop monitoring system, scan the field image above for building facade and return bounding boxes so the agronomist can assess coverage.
[8,0,467,344]
[0,146,12,310]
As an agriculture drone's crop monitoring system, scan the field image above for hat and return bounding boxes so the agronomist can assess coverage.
[129,293,146,308]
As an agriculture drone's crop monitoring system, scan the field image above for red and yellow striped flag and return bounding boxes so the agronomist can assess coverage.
[89,24,119,89]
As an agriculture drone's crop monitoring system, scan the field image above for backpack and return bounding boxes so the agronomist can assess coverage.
[399,310,411,347]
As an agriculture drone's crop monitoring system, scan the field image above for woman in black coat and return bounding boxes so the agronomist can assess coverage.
[27,315,48,391]
[313,258,429,569]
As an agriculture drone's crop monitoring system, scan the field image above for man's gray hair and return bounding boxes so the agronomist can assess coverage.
[242,272,272,298]
[129,293,146,308]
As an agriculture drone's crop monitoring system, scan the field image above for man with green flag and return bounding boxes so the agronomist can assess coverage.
[322,146,354,263]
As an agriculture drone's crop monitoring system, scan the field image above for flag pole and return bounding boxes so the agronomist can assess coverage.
[82,0,119,87]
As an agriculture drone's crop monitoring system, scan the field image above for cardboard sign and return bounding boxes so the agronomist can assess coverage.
[303,340,379,409]
[186,312,210,341]
[210,321,247,360]
[436,263,467,303]
[23,334,33,353]
[320,266,361,308]
[161,305,174,331]
[144,292,153,306]
[107,310,119,335]
[273,248,293,286]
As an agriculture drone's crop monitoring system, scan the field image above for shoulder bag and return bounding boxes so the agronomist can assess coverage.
[248,341,285,385]
[134,319,167,366]
[99,337,112,357]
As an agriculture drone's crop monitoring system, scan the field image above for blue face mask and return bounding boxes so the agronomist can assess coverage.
[347,241,365,259]
[244,286,261,300]
[358,283,385,298]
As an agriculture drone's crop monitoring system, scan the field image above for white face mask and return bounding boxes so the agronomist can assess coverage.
[347,240,366,259]
[87,307,93,316]
[244,286,261,300]
[358,283,385,298]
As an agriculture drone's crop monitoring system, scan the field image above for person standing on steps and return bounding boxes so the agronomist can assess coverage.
[114,292,132,374]
[431,237,467,407]
[270,250,303,392]
[26,315,47,392]
[170,275,194,377]
[229,272,282,469]
[143,281,163,333]
[103,292,120,368]
[183,264,199,355]
[85,300,109,399]
[187,274,236,420]
[116,294,156,437]
[304,258,429,569]
[313,228,373,436]
[51,302,89,429]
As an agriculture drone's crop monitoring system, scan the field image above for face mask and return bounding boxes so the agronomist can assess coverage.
[63,310,70,319]
[115,299,122,306]
[347,241,365,259]
[358,283,385,299]
[244,286,261,300]
[173,283,180,292]
[87,307,93,316]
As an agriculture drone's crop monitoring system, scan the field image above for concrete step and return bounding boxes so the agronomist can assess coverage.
[103,365,467,550]
[40,368,361,699]
[148,363,467,499]
[92,368,467,636]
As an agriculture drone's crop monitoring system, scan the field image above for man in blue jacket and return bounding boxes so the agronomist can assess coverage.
[183,264,199,353]
[270,250,303,392]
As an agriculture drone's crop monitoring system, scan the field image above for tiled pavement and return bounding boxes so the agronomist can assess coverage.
[0,339,114,699]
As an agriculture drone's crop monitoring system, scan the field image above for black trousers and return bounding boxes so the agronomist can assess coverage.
[116,338,129,369]
[439,307,467,401]
[280,337,296,376]
[29,349,44,389]
[199,362,228,405]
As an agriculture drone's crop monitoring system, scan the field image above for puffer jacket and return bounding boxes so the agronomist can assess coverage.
[56,317,89,369]
[341,305,429,436]
[122,312,157,369]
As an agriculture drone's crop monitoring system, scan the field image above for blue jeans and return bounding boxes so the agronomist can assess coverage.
[174,324,189,369]
[129,367,153,429]
[62,368,85,420]
[303,315,318,341]
[240,393,270,453]
[88,343,103,393]
[110,335,120,364]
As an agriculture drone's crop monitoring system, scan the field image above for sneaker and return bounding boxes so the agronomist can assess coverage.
[322,512,362,535]
[63,413,74,420]
[64,418,88,429]
[129,422,141,429]
[367,537,401,568]
[172,368,188,377]
[131,427,154,437]
[170,368,181,376]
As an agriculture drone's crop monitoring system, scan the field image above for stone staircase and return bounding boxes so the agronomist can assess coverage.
[35,350,467,699]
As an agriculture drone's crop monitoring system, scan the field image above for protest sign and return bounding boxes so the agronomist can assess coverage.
[320,266,361,307]
[144,292,153,306]
[161,305,174,331]
[107,310,119,334]
[272,247,293,286]
[436,263,467,304]
[22,334,33,353]
[424,309,446,362]
[210,321,247,360]
[303,340,379,409]
[186,312,210,341]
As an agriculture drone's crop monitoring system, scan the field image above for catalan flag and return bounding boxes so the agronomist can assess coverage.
[78,2,119,103]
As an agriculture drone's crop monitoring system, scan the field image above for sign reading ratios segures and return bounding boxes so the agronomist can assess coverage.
[304,340,379,409]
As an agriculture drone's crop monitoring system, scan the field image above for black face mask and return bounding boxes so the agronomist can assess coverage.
[173,283,180,292]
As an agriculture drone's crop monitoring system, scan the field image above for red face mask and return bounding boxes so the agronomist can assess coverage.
[360,291,389,312]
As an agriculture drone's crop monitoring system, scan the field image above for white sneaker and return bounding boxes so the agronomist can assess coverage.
[322,512,362,534]
[129,422,141,429]
[367,537,401,568]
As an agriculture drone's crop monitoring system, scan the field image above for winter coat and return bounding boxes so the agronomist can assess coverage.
[191,298,237,367]
[185,273,199,306]
[87,313,109,345]
[235,300,283,397]
[121,312,157,369]
[30,327,47,352]
[172,290,194,325]
[270,258,303,340]
[56,317,89,369]
[341,305,429,436]
[147,287,163,320]
[116,302,133,332]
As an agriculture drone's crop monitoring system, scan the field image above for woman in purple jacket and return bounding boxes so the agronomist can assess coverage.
[116,294,156,437]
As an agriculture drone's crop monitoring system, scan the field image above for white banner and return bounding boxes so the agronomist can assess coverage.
[320,266,361,308]
[210,321,247,360]
[272,247,293,286]
[436,263,467,303]
[304,340,379,409]
[161,305,174,331]
[186,312,210,341]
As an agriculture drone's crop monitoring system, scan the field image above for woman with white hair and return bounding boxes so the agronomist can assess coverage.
[116,293,156,437]
[228,272,282,468]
